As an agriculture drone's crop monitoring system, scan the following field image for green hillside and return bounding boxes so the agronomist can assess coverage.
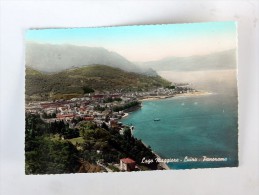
[26,65,170,101]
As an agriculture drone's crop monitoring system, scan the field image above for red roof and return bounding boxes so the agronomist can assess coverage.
[56,114,75,119]
[41,102,65,108]
[93,95,105,99]
[84,117,94,121]
[121,158,135,164]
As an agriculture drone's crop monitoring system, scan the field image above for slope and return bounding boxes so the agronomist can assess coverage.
[25,65,170,101]
[26,42,156,75]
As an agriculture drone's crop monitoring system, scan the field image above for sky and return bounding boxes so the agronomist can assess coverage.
[26,22,237,62]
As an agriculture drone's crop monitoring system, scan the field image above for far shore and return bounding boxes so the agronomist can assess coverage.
[139,91,213,102]
[139,95,174,101]
[174,91,213,98]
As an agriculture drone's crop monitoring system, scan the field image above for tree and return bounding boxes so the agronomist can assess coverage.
[82,86,94,93]
[25,137,80,174]
[123,128,132,140]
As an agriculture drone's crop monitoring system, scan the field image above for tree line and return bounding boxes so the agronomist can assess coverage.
[113,101,140,112]
[25,114,80,174]
[25,113,159,174]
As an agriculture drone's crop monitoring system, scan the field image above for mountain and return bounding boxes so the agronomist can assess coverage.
[26,42,156,76]
[25,65,170,101]
[141,49,237,71]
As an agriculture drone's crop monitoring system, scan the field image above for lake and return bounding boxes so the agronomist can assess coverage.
[121,87,238,169]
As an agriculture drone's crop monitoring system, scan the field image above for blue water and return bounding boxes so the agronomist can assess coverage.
[121,93,238,169]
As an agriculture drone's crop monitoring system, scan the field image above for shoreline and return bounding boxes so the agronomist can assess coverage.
[154,153,171,170]
[139,95,174,101]
[122,112,129,118]
[121,90,212,171]
[131,136,171,170]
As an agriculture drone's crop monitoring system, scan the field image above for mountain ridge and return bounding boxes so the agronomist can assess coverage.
[26,42,157,76]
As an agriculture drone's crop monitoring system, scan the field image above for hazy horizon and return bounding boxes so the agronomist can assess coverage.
[26,22,237,62]
[158,69,237,95]
[25,42,237,76]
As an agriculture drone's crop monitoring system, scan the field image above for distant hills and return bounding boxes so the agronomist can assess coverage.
[26,43,156,76]
[26,43,236,74]
[25,42,236,101]
[26,65,170,101]
[141,49,236,71]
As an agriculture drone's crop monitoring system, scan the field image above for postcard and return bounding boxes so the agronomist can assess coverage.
[25,22,238,174]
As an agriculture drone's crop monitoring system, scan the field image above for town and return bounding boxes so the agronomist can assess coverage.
[26,85,195,125]
[25,85,195,173]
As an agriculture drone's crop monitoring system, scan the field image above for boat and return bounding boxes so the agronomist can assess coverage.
[154,118,160,121]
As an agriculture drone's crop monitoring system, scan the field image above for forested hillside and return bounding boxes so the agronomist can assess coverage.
[26,65,170,101]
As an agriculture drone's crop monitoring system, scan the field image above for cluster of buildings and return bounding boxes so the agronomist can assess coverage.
[26,86,194,130]
[26,93,136,128]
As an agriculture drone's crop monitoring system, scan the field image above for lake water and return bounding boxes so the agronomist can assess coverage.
[121,91,238,169]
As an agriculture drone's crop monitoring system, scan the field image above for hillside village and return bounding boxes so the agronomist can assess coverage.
[26,85,194,130]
